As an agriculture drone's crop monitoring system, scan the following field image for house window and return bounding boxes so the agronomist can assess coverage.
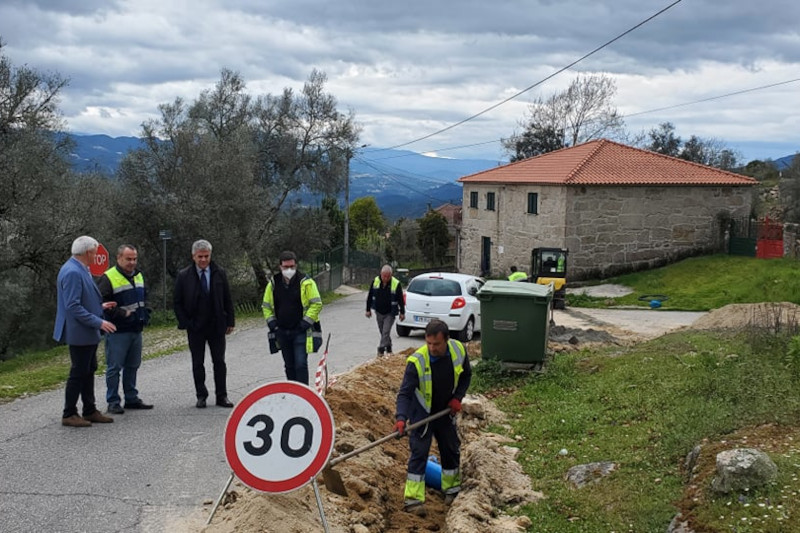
[527,192,538,214]
[469,191,478,208]
[486,192,495,211]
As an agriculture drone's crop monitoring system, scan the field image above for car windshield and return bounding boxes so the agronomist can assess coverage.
[407,278,462,297]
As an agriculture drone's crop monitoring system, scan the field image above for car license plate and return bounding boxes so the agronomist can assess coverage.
[414,315,431,323]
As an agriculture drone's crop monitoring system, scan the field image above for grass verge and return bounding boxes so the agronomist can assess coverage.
[472,326,800,531]
[569,254,800,311]
[0,290,345,403]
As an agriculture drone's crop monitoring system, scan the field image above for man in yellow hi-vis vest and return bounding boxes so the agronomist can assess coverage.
[262,250,323,385]
[394,319,472,516]
[365,264,405,356]
[96,244,153,414]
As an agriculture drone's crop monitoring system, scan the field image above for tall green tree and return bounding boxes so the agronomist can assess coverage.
[386,217,421,265]
[349,196,386,247]
[647,122,682,156]
[416,210,450,265]
[0,40,113,357]
[117,69,360,297]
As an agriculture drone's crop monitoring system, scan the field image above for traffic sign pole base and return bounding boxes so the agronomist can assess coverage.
[206,471,235,526]
[311,476,330,533]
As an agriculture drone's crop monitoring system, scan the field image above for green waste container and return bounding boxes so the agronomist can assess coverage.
[476,280,553,364]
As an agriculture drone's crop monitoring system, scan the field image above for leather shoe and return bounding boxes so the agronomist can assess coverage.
[84,411,113,423]
[196,398,207,408]
[125,400,153,410]
[62,414,91,428]
[107,404,124,415]
[216,397,234,408]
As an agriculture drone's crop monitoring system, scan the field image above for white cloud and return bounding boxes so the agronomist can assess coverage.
[1,0,799,162]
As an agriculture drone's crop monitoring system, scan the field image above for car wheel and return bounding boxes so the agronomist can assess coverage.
[396,324,411,337]
[457,317,474,342]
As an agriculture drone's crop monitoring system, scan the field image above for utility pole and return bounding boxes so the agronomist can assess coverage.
[343,144,367,283]
[158,229,172,312]
[343,148,351,275]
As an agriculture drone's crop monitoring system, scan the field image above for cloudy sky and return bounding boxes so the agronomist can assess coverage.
[2,0,799,163]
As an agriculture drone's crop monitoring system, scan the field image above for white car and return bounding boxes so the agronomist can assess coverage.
[396,272,484,342]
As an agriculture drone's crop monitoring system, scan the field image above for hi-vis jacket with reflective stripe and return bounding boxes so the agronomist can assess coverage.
[262,274,323,352]
[368,276,402,316]
[100,266,147,332]
[400,339,466,417]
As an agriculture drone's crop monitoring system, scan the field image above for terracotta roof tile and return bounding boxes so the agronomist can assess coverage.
[458,139,757,187]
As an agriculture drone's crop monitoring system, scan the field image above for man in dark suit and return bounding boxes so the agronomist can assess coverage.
[174,239,235,408]
[53,236,118,427]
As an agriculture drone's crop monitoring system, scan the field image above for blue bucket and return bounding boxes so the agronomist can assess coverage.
[425,455,442,490]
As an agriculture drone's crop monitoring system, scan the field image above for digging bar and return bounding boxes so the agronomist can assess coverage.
[322,408,451,496]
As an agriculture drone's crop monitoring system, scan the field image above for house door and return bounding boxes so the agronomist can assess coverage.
[481,237,491,277]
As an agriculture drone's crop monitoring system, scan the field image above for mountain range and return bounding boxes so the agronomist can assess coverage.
[65,134,503,220]
[65,134,800,220]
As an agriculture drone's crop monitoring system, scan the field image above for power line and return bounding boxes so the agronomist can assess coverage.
[367,76,800,162]
[381,0,683,152]
[354,155,456,204]
[623,78,800,118]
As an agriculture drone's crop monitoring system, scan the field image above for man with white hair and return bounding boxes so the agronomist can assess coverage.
[53,236,118,428]
[174,240,235,408]
[365,264,405,356]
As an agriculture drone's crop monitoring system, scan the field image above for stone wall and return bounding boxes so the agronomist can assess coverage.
[459,183,753,280]
[566,186,751,280]
[459,184,568,277]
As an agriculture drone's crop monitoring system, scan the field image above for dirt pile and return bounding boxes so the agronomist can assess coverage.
[203,343,541,533]
[691,302,800,331]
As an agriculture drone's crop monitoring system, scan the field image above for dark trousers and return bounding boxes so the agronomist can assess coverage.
[187,328,227,399]
[277,327,309,385]
[407,414,460,476]
[63,344,99,418]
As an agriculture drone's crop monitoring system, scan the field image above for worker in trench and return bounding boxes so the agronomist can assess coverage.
[394,319,472,517]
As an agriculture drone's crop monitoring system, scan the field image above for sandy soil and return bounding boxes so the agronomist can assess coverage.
[196,342,541,533]
[190,302,795,533]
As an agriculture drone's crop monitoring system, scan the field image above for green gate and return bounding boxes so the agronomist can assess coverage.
[729,218,756,257]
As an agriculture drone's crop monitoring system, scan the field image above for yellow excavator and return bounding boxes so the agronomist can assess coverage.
[531,248,568,309]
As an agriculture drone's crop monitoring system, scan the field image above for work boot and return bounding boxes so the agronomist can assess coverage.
[83,411,113,423]
[403,500,427,517]
[444,492,458,505]
[376,347,384,358]
[62,415,91,428]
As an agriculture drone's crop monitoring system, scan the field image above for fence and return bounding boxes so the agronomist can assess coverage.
[729,217,785,259]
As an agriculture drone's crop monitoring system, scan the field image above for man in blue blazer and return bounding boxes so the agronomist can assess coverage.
[53,236,118,427]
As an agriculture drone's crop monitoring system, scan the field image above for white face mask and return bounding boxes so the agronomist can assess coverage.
[281,268,296,280]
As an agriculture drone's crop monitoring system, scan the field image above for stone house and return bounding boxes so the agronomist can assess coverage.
[433,202,462,266]
[458,139,757,281]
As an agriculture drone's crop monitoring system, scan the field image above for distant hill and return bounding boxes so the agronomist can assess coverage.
[774,153,799,170]
[65,133,502,220]
[62,134,145,174]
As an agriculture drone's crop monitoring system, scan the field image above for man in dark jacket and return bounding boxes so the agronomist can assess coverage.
[394,319,471,516]
[174,240,235,408]
[365,264,405,356]
[96,244,153,414]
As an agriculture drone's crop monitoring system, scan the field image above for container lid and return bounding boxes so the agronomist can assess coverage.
[477,280,554,299]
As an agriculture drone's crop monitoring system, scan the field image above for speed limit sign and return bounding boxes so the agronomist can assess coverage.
[224,381,336,494]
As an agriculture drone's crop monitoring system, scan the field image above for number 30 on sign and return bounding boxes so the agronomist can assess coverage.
[224,381,336,494]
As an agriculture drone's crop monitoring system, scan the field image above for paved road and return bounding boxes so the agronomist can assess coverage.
[0,287,701,532]
[0,288,425,533]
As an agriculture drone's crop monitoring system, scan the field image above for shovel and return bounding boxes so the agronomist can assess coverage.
[321,408,451,496]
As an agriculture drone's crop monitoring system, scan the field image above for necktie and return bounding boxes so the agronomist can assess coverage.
[201,269,209,294]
